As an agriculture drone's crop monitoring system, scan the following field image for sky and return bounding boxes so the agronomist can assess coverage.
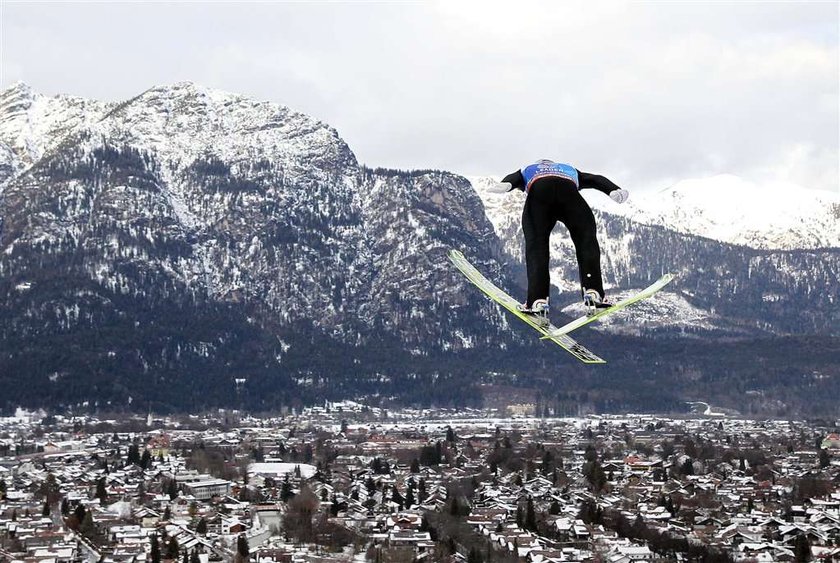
[1,1,838,194]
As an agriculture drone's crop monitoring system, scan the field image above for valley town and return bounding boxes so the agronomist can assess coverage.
[1,402,839,563]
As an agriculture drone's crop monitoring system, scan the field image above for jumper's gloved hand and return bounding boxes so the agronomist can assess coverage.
[486,182,513,194]
[610,188,630,204]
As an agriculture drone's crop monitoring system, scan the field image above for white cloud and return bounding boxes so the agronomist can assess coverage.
[0,1,837,193]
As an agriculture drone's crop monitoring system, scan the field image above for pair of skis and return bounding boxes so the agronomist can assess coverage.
[448,249,674,364]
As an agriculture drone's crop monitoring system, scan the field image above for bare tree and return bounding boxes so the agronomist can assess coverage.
[283,485,320,544]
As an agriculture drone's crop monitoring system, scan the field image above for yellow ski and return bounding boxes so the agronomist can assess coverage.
[448,249,605,364]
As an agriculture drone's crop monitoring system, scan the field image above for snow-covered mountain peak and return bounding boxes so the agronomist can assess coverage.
[0,81,36,106]
[0,82,112,177]
[96,82,358,176]
[600,174,840,250]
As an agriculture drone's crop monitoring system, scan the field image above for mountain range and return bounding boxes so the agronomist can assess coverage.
[1,82,838,417]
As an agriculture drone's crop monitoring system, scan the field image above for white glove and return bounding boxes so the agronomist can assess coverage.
[610,188,629,204]
[486,182,513,194]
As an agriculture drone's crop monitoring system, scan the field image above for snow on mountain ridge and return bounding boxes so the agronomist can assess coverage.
[470,173,840,251]
[593,174,840,250]
[0,81,113,179]
[96,81,359,180]
[0,81,358,196]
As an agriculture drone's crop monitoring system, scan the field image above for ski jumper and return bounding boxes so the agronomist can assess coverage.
[501,161,622,308]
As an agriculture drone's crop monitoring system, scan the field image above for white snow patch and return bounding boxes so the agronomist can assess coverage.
[587,174,840,250]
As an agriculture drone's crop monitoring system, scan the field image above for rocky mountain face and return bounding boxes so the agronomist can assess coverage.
[1,82,837,417]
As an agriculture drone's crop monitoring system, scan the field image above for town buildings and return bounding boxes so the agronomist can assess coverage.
[0,406,838,562]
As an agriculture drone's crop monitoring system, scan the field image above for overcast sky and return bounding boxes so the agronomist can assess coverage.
[1,1,838,193]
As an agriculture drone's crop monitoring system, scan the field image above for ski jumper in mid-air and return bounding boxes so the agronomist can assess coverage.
[493,159,630,325]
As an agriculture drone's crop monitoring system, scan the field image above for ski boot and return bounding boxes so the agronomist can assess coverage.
[583,289,613,316]
[517,298,550,328]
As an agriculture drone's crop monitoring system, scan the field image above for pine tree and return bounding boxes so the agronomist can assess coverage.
[190,550,200,563]
[166,537,180,560]
[96,477,108,502]
[41,473,61,505]
[150,534,162,563]
[405,484,415,508]
[140,449,152,470]
[237,534,249,559]
[794,532,811,562]
[80,511,95,539]
[449,495,461,516]
[281,477,293,502]
[410,458,420,473]
[819,449,830,469]
[542,450,554,475]
[167,479,178,500]
[74,504,86,524]
[196,517,208,535]
[391,486,404,509]
[525,496,537,531]
[127,444,141,466]
[631,514,647,540]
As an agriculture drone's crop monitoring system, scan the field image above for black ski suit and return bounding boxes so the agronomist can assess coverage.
[501,165,622,307]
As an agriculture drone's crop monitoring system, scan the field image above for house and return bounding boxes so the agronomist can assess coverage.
[388,529,432,550]
[146,434,171,458]
[609,544,654,563]
[821,434,840,450]
[182,479,232,501]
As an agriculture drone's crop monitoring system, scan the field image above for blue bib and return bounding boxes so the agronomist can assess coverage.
[521,161,579,191]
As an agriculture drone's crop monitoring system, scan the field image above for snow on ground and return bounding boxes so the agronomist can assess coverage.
[248,462,317,479]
